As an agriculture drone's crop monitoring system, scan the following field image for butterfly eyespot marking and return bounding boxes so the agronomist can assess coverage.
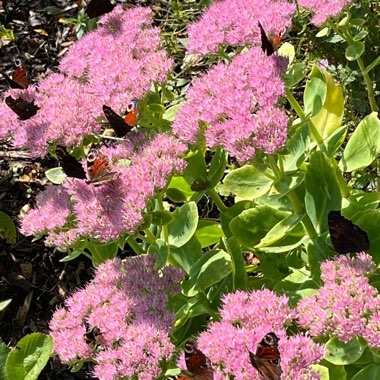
[126,98,138,113]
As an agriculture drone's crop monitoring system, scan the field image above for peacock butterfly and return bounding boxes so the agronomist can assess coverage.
[258,22,282,56]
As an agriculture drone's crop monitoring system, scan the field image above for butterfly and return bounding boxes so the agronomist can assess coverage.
[0,66,28,89]
[103,98,139,138]
[5,96,40,120]
[258,22,282,56]
[83,320,101,345]
[249,332,281,380]
[86,0,115,18]
[56,147,118,185]
[176,340,213,380]
[328,210,370,254]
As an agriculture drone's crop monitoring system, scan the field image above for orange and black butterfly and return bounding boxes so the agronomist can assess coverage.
[0,66,28,89]
[176,340,213,380]
[5,96,40,120]
[56,147,118,185]
[103,98,139,138]
[258,22,282,56]
[328,210,370,255]
[249,332,281,380]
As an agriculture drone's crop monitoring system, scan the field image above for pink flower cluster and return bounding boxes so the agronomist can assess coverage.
[0,6,172,156]
[297,253,380,347]
[173,47,288,161]
[298,0,352,25]
[50,256,183,380]
[20,133,187,249]
[187,0,295,54]
[196,289,324,380]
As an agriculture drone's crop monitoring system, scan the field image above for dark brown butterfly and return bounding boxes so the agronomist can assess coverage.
[176,340,213,380]
[328,210,370,254]
[86,0,115,18]
[83,321,101,345]
[258,22,282,56]
[56,147,118,185]
[5,96,40,120]
[249,332,281,380]
[103,98,139,138]
[0,66,28,89]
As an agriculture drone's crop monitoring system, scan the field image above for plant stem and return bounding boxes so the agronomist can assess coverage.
[356,56,379,112]
[207,188,228,212]
[126,236,144,254]
[286,87,305,119]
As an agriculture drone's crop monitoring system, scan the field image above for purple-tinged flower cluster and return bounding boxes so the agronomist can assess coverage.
[173,47,288,161]
[187,0,295,54]
[298,0,352,25]
[0,6,172,156]
[297,253,380,347]
[60,5,172,109]
[20,133,187,249]
[197,290,324,380]
[50,256,183,380]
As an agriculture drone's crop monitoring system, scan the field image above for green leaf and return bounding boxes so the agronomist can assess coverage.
[0,340,10,380]
[256,213,304,248]
[195,220,224,248]
[0,211,16,244]
[323,126,347,156]
[310,66,344,139]
[224,237,246,290]
[45,167,67,184]
[283,62,308,88]
[223,165,272,199]
[345,41,365,61]
[353,30,368,41]
[149,210,174,226]
[282,123,309,172]
[88,240,118,265]
[352,364,380,380]
[163,103,184,121]
[59,250,82,262]
[339,112,380,172]
[305,151,341,233]
[6,333,52,380]
[0,299,12,312]
[182,250,232,297]
[148,239,169,269]
[229,206,288,249]
[310,364,330,379]
[207,148,227,188]
[220,201,255,238]
[324,337,365,365]
[167,202,198,247]
[170,236,203,274]
[304,65,326,117]
[274,267,317,306]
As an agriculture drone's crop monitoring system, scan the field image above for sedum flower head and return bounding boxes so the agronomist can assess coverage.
[297,253,380,347]
[20,133,186,249]
[50,256,183,380]
[298,0,353,25]
[173,47,288,161]
[197,289,323,379]
[187,0,295,54]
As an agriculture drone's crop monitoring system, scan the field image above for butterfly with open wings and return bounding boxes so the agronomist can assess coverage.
[5,96,40,121]
[249,332,281,380]
[103,98,139,138]
[328,210,370,255]
[56,146,119,185]
[175,340,213,380]
[0,65,28,89]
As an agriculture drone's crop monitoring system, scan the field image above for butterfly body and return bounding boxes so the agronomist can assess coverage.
[103,99,139,137]
[249,333,281,380]
[328,210,369,254]
[176,340,213,380]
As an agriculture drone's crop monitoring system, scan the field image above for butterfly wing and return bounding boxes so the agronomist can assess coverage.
[328,210,370,254]
[55,146,86,180]
[86,148,119,185]
[5,96,39,120]
[258,22,275,56]
[86,0,115,18]
[0,67,27,89]
[176,341,213,380]
[249,333,281,380]
[103,104,133,138]
[123,98,139,127]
